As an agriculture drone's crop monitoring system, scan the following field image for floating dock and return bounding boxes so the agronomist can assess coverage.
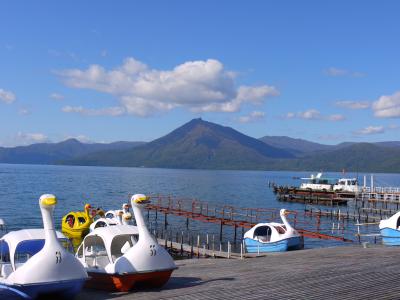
[77,245,400,300]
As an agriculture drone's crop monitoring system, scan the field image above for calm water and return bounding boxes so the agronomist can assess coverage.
[1,164,400,248]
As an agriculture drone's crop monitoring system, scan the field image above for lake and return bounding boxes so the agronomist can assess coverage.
[1,164,400,248]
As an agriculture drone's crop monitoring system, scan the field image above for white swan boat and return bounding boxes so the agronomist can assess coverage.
[379,211,400,246]
[90,203,133,231]
[244,209,304,252]
[76,194,176,291]
[0,194,87,299]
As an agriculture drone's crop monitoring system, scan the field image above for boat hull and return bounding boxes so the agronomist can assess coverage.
[0,278,85,299]
[85,269,174,292]
[380,227,400,246]
[244,236,303,253]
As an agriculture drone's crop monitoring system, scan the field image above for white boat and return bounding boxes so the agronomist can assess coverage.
[300,173,359,193]
[76,194,176,291]
[0,194,87,299]
[90,203,133,231]
[244,209,304,253]
[299,173,334,191]
[379,212,400,246]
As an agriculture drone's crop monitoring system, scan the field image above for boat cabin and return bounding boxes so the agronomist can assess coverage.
[76,225,139,270]
[0,229,72,280]
[299,173,335,191]
[333,178,359,193]
[249,223,287,243]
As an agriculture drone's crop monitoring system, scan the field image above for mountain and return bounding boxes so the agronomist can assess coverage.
[270,143,400,172]
[259,136,331,156]
[0,139,145,164]
[66,118,294,169]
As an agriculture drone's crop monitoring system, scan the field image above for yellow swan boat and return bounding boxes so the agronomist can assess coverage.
[61,204,94,239]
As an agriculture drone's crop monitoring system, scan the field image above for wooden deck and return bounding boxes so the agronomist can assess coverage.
[77,245,400,299]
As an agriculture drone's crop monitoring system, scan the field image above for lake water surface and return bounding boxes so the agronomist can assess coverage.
[1,164,400,248]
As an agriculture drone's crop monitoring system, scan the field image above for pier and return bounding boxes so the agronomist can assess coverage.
[77,245,400,300]
[145,195,355,246]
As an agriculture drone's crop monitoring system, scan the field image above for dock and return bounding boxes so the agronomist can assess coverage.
[77,245,400,299]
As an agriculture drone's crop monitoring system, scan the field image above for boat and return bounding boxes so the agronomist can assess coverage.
[0,194,88,299]
[379,211,400,246]
[299,173,335,192]
[90,203,133,231]
[76,194,176,292]
[244,209,304,253]
[62,203,95,239]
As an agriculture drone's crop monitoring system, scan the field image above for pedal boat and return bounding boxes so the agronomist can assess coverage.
[0,194,87,299]
[76,194,176,292]
[379,211,400,246]
[90,203,133,231]
[244,209,304,253]
[62,203,95,239]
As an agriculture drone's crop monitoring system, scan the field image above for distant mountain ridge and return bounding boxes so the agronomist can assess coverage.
[2,119,400,172]
[0,139,145,164]
[65,118,294,169]
[259,136,330,156]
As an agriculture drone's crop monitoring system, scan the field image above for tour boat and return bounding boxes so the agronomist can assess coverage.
[62,203,95,239]
[244,209,304,253]
[0,194,87,299]
[379,211,400,246]
[76,194,176,292]
[299,173,335,191]
[90,203,133,231]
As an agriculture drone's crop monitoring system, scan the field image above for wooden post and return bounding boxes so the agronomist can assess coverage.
[234,225,237,242]
[164,213,168,229]
[228,241,231,259]
[206,233,209,250]
[240,243,243,260]
[197,234,200,258]
[186,217,189,229]
[219,221,223,242]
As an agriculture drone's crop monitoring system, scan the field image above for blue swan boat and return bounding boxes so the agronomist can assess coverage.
[244,209,304,253]
[379,211,400,246]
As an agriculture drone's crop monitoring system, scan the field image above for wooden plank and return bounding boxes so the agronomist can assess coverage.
[77,245,400,300]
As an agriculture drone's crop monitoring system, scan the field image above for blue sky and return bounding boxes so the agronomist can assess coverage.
[1,1,400,146]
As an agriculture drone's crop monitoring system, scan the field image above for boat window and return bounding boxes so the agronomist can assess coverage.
[84,236,109,268]
[78,217,86,224]
[105,213,114,219]
[94,221,107,229]
[65,214,75,228]
[274,226,287,234]
[110,234,137,262]
[253,226,271,242]
[0,241,10,263]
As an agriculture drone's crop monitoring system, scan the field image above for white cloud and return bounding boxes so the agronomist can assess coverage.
[1,132,49,147]
[0,88,16,104]
[335,100,370,110]
[57,57,279,116]
[100,50,108,57]
[285,109,345,121]
[354,126,385,135]
[62,105,126,116]
[372,91,400,118]
[238,111,265,123]
[50,93,65,100]
[324,67,366,78]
